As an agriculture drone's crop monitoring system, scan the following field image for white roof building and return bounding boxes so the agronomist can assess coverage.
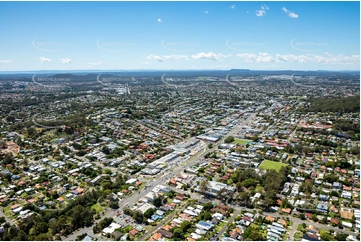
[102,223,121,235]
[212,212,224,220]
[125,178,137,184]
[137,203,156,214]
[342,221,353,228]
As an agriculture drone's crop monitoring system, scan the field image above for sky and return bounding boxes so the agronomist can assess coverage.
[0,1,360,71]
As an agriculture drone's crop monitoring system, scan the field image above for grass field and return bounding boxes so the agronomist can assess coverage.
[91,203,104,213]
[259,159,288,172]
[233,138,252,145]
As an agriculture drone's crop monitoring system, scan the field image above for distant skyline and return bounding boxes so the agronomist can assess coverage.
[0,1,360,71]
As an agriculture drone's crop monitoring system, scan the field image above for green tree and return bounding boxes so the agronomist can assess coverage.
[153,196,165,207]
[180,220,192,232]
[299,182,313,194]
[321,233,334,241]
[172,228,183,240]
[144,208,154,219]
[312,214,318,222]
[203,202,214,211]
[242,226,264,240]
[168,190,177,198]
[199,179,210,195]
[242,178,259,188]
[132,210,144,223]
[110,202,119,209]
[335,232,348,241]
[225,136,235,143]
[34,221,49,235]
[14,230,27,241]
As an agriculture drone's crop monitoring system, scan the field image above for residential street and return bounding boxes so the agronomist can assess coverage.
[0,209,14,226]
[217,209,241,240]
[139,203,188,241]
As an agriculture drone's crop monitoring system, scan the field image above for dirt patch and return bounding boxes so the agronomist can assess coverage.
[340,208,353,220]
[0,141,20,156]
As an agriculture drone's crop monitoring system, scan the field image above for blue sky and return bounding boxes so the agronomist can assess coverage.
[0,1,359,71]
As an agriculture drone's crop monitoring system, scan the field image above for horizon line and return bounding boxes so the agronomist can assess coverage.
[0,69,360,74]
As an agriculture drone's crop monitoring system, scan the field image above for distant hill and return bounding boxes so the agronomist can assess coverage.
[0,69,359,80]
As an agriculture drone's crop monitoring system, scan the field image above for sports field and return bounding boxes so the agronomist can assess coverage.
[233,138,252,145]
[259,159,288,172]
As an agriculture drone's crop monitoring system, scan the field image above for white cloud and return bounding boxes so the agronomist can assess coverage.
[230,5,235,9]
[147,54,163,62]
[146,54,190,62]
[158,18,162,22]
[0,60,12,63]
[261,4,269,10]
[60,58,71,64]
[275,54,301,62]
[204,10,208,14]
[88,61,102,66]
[163,54,189,60]
[256,10,266,17]
[288,12,299,18]
[237,53,274,62]
[39,57,52,63]
[282,7,299,18]
[141,61,149,65]
[192,52,232,61]
[237,52,360,65]
[256,4,269,17]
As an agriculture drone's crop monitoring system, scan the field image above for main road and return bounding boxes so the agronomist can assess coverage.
[62,112,257,240]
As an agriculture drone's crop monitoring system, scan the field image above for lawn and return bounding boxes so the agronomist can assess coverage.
[214,221,226,233]
[91,203,104,213]
[297,224,308,232]
[121,225,133,233]
[138,183,146,191]
[255,185,264,193]
[233,138,252,145]
[3,206,15,220]
[259,159,288,172]
[319,229,329,235]
[294,231,303,240]
[3,206,12,216]
[287,220,293,227]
